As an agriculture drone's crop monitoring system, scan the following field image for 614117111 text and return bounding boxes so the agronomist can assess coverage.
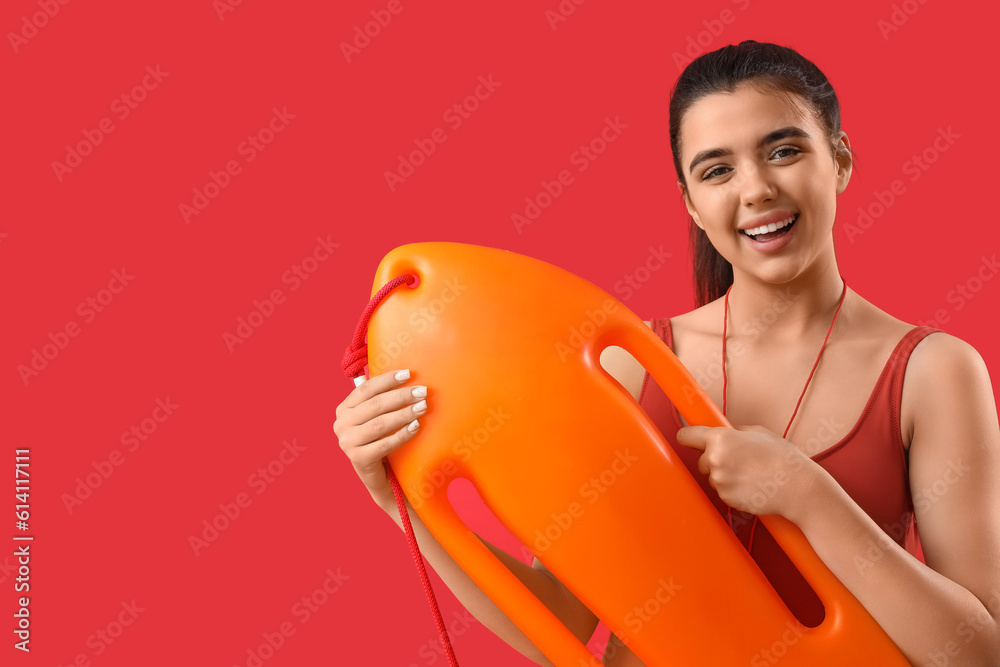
[14,449,31,653]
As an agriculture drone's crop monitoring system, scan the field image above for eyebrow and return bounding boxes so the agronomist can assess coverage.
[687,126,812,176]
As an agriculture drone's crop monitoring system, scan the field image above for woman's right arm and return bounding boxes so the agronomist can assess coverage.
[334,369,600,665]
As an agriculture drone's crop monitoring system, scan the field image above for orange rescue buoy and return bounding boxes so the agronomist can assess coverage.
[360,241,909,666]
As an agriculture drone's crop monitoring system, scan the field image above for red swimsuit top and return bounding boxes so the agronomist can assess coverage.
[638,319,941,626]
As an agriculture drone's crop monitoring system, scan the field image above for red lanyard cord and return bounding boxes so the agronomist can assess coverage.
[721,281,847,554]
[342,273,460,667]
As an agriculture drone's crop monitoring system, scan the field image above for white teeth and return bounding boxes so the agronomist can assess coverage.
[744,214,796,237]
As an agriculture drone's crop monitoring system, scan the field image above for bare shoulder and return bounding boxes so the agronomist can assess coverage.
[850,289,988,377]
[855,290,997,445]
[662,298,723,355]
[843,289,914,345]
[905,330,992,397]
[599,320,656,401]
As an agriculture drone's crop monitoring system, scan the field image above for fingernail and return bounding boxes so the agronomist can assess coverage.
[395,369,410,382]
[412,386,427,398]
[407,419,420,432]
[412,399,427,414]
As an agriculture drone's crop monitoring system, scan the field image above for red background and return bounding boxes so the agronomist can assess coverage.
[3,0,998,665]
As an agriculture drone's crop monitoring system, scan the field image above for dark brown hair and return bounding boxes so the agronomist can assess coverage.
[669,40,854,306]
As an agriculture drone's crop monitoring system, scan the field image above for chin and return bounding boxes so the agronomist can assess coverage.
[738,259,807,286]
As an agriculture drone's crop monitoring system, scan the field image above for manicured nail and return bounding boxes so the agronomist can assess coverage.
[412,400,427,414]
[412,386,427,398]
[395,369,410,382]
[407,419,420,432]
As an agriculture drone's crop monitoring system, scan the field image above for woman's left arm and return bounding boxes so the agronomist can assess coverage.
[789,333,1000,665]
[678,334,1000,666]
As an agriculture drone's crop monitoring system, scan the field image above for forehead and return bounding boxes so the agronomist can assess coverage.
[679,85,818,157]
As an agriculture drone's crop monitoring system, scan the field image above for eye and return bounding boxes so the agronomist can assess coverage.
[771,145,802,160]
[700,165,730,181]
[700,146,802,182]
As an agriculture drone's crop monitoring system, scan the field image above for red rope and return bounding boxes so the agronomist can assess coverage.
[386,462,460,666]
[342,273,459,667]
[341,273,418,381]
[721,281,847,555]
[780,282,848,440]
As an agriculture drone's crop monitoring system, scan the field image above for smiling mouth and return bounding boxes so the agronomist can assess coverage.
[741,214,798,242]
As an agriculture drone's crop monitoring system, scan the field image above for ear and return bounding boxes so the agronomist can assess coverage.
[678,181,704,230]
[833,131,853,195]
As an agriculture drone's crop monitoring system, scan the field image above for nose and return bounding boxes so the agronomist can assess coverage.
[737,163,776,207]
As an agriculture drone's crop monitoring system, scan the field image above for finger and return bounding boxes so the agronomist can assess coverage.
[697,453,712,477]
[351,378,427,430]
[336,380,427,450]
[343,368,413,410]
[354,394,427,450]
[357,418,422,471]
[675,425,713,450]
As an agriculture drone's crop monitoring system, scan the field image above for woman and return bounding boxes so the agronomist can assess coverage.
[334,41,1000,666]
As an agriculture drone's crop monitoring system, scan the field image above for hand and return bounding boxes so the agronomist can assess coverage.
[333,369,429,510]
[675,425,816,518]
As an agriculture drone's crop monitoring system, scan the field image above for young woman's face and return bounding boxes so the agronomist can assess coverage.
[678,84,852,286]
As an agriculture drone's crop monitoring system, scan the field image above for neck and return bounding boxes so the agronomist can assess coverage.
[726,256,846,342]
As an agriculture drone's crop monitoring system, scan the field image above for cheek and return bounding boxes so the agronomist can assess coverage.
[777,170,838,226]
[692,188,735,223]
[804,186,839,227]
[700,218,744,264]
